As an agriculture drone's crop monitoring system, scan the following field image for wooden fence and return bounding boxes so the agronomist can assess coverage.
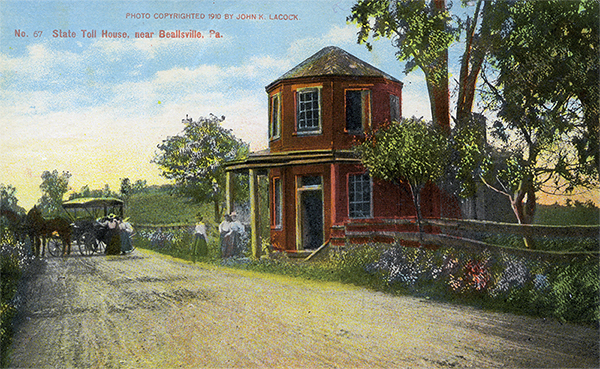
[337,218,599,261]
[131,219,599,262]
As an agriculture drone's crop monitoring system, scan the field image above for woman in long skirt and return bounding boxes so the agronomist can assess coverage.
[192,215,208,262]
[104,215,121,255]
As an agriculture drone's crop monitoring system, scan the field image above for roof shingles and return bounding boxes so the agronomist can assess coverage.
[267,46,400,90]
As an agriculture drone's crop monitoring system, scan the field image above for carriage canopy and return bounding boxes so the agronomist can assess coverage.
[62,197,124,220]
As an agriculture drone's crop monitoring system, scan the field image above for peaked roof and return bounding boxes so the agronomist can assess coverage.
[266,46,401,90]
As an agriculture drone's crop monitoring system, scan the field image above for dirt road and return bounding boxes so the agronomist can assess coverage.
[7,249,599,368]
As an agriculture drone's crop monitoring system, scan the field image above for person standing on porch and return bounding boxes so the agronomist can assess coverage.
[191,214,208,262]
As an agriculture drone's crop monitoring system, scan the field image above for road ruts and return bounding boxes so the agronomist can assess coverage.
[8,249,599,368]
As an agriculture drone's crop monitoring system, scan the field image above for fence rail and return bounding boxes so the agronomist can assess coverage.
[423,218,599,238]
[338,217,599,260]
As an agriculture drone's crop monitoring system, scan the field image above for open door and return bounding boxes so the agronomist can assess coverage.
[296,176,323,250]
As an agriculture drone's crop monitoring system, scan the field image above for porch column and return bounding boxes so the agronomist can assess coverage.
[225,171,234,215]
[249,169,261,259]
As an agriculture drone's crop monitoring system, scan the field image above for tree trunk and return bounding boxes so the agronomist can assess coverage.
[455,0,490,129]
[510,179,537,249]
[409,184,425,244]
[428,0,450,131]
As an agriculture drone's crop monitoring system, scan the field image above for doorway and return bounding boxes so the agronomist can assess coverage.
[296,176,323,250]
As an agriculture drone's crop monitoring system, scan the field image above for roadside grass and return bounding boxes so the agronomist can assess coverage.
[127,191,599,326]
[224,243,599,326]
[135,232,599,327]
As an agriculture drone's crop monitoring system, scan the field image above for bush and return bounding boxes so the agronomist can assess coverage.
[363,243,599,324]
[0,242,35,367]
[551,260,600,323]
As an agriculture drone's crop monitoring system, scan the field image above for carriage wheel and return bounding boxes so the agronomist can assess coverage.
[47,236,63,257]
[78,231,97,256]
[95,240,106,254]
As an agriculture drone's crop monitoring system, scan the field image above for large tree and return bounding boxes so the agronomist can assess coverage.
[476,0,599,227]
[355,117,448,239]
[348,0,505,129]
[38,170,71,216]
[0,184,22,213]
[152,114,249,221]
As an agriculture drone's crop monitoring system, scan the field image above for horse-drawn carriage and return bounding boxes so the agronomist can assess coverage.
[1,197,134,257]
[61,197,130,256]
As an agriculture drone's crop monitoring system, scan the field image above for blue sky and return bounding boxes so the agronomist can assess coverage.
[1,0,468,209]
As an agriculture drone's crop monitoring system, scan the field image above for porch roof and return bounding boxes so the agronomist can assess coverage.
[223,149,361,173]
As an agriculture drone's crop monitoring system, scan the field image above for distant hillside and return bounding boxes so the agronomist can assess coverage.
[126,186,211,225]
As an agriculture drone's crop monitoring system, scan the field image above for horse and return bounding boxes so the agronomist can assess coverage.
[26,206,46,257]
[26,206,72,257]
[42,217,72,256]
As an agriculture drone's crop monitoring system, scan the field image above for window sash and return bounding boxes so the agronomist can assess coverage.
[348,173,372,219]
[273,178,282,227]
[346,90,371,133]
[390,94,400,123]
[297,88,320,132]
[270,93,281,139]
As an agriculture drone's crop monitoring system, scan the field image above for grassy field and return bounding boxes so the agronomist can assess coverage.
[535,201,599,225]
[126,186,212,225]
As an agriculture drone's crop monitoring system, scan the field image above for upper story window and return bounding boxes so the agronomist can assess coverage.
[269,93,281,139]
[348,172,372,219]
[346,90,371,133]
[390,94,401,122]
[296,87,321,134]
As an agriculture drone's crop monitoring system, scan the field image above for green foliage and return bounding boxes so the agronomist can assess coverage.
[69,183,119,200]
[0,184,24,213]
[488,0,599,172]
[348,0,455,85]
[219,242,599,325]
[135,226,223,262]
[152,114,249,220]
[126,186,209,225]
[1,243,34,367]
[355,117,448,231]
[356,117,448,187]
[1,252,20,352]
[552,261,600,323]
[225,245,385,289]
[38,170,71,216]
[349,0,456,127]
[482,0,599,199]
[450,118,486,198]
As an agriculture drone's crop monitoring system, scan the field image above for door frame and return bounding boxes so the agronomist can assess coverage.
[295,175,324,251]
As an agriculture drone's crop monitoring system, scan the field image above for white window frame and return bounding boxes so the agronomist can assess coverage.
[269,92,282,140]
[296,87,322,134]
[348,173,372,219]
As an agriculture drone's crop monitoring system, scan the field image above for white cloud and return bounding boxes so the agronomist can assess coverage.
[323,24,357,45]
